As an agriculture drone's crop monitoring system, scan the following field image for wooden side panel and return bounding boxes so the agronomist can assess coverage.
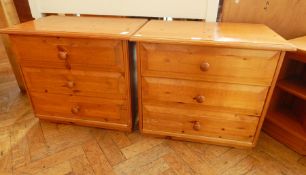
[22,67,127,99]
[10,36,125,71]
[140,43,280,86]
[253,51,286,145]
[142,77,269,116]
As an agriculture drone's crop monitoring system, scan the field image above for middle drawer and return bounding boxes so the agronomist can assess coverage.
[22,67,127,99]
[142,77,269,116]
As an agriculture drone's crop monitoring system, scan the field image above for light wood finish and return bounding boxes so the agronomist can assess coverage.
[1,52,306,175]
[22,67,127,99]
[264,36,306,155]
[139,43,281,86]
[0,0,19,26]
[0,0,25,91]
[31,93,129,129]
[221,0,306,40]
[252,51,287,146]
[142,77,268,116]
[0,15,148,39]
[1,16,147,131]
[11,36,125,71]
[131,20,295,51]
[135,20,294,148]
[143,104,259,144]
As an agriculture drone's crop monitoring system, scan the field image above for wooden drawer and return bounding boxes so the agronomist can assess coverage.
[11,35,125,71]
[142,77,269,116]
[142,104,259,143]
[31,93,129,125]
[139,43,280,85]
[22,67,127,99]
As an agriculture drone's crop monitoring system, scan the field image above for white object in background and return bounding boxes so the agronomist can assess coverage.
[28,0,220,21]
[206,0,220,22]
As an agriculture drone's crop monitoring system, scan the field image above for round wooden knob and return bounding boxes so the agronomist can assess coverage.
[194,95,205,103]
[193,121,201,131]
[58,51,68,60]
[67,81,75,88]
[200,62,210,71]
[71,105,80,114]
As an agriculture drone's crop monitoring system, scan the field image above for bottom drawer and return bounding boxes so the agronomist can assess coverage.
[142,104,259,145]
[31,93,130,127]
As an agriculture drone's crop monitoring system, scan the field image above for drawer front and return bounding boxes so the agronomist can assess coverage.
[31,93,129,124]
[11,35,125,71]
[142,104,259,143]
[23,67,127,99]
[139,43,280,85]
[142,77,268,116]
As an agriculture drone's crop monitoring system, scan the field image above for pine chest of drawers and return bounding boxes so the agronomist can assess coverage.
[131,20,295,147]
[1,16,147,131]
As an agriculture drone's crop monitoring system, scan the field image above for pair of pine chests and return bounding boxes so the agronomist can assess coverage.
[1,16,295,148]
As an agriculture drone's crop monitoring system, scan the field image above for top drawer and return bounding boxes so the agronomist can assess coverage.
[139,43,280,86]
[11,35,125,71]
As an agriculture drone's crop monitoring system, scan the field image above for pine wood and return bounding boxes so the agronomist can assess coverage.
[1,16,147,131]
[0,15,148,39]
[31,93,129,130]
[252,52,287,146]
[135,20,294,148]
[10,36,125,71]
[131,20,295,51]
[22,67,127,99]
[139,43,281,86]
[264,36,306,155]
[143,104,259,145]
[142,77,269,116]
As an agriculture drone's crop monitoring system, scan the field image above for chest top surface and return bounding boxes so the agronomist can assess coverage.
[0,16,147,39]
[131,20,295,51]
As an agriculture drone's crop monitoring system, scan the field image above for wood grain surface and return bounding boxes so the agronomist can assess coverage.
[131,20,295,51]
[0,15,148,39]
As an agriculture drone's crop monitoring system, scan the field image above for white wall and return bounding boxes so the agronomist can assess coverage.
[28,0,219,21]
